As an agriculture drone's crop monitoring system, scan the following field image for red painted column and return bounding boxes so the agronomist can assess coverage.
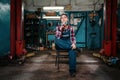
[104,0,112,41]
[16,0,22,40]
[16,0,25,57]
[103,0,112,57]
[10,0,16,59]
[103,0,117,57]
[10,0,25,58]
[111,0,117,56]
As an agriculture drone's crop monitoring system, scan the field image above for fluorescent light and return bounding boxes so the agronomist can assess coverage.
[43,6,64,11]
[43,6,64,10]
[42,16,60,20]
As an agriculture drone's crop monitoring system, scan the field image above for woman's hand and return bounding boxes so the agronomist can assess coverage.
[59,26,65,31]
[71,43,76,50]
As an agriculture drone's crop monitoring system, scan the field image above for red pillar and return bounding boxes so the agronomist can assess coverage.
[103,0,117,57]
[10,0,25,58]
[111,0,117,56]
[103,0,112,57]
[10,0,16,58]
[16,0,25,57]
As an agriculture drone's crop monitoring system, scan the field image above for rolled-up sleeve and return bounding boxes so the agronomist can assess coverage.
[70,27,76,44]
[55,26,62,39]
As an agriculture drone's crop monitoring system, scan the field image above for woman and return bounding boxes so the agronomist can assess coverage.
[55,14,76,77]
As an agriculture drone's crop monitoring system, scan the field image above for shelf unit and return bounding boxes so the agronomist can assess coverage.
[24,15,40,50]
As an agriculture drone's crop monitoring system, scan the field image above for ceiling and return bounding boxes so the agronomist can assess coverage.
[23,0,120,11]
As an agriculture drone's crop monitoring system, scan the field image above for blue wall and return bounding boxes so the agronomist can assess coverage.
[43,7,120,50]
[86,11,102,49]
[75,14,86,47]
[0,0,10,56]
[45,11,104,49]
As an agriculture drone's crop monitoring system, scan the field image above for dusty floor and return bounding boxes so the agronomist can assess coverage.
[0,50,120,80]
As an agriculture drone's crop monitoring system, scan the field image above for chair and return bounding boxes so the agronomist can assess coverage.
[55,50,69,71]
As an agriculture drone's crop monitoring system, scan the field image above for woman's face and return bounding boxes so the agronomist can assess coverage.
[60,15,68,24]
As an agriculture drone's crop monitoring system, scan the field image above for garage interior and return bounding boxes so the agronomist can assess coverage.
[0,0,120,80]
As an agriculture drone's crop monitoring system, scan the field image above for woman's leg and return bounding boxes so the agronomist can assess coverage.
[55,38,76,76]
[68,50,76,74]
[55,38,71,50]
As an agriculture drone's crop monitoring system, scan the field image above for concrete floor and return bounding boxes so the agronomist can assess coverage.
[0,50,120,80]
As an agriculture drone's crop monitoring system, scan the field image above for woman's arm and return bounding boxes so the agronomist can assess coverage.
[70,27,76,44]
[55,26,62,39]
[70,27,76,49]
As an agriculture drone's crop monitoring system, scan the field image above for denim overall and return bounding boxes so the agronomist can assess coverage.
[55,28,76,73]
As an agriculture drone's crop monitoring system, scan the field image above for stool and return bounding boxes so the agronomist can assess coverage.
[55,50,69,71]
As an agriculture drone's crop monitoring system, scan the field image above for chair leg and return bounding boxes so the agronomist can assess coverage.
[55,50,68,71]
[55,54,57,66]
[57,51,59,71]
[55,51,60,71]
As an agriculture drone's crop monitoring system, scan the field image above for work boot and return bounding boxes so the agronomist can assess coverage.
[70,72,76,77]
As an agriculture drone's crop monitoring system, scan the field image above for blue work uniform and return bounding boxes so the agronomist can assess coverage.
[55,28,76,73]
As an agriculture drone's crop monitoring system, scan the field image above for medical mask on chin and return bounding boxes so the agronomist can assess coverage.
[61,22,68,26]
